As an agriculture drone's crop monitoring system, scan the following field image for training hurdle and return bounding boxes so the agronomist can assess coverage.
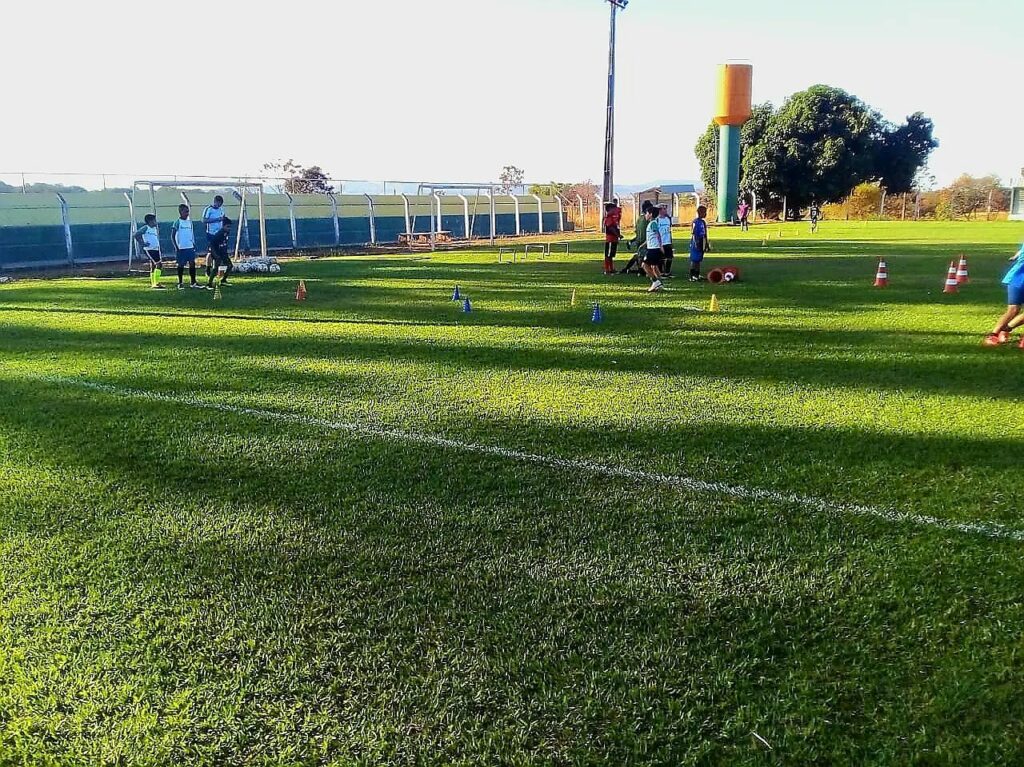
[498,246,518,263]
[522,242,570,260]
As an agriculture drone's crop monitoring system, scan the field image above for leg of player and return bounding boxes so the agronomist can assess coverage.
[983,304,1022,346]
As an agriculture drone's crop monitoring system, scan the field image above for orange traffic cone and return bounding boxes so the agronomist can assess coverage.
[296,280,307,301]
[943,261,959,294]
[874,259,888,287]
[955,254,970,284]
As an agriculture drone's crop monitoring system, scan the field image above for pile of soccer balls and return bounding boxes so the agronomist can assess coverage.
[235,256,282,275]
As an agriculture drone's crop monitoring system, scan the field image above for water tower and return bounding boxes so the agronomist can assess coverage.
[713,63,753,224]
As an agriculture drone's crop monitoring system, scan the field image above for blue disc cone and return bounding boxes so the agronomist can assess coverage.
[452,285,461,301]
[462,297,472,313]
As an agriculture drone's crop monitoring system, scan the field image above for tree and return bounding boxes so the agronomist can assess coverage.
[262,159,335,194]
[498,165,525,194]
[694,86,936,218]
[875,113,939,195]
[287,166,334,195]
[947,174,1004,219]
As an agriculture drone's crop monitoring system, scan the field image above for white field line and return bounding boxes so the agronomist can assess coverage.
[35,375,1024,543]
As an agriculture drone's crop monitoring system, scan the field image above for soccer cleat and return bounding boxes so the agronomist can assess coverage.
[177,283,185,290]
[647,280,663,293]
[191,282,205,289]
[1019,336,1024,350]
[982,334,1005,347]
[998,330,1010,344]
[152,284,166,290]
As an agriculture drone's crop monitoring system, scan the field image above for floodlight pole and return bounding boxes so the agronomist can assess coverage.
[602,0,627,205]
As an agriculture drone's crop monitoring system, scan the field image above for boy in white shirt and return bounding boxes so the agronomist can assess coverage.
[133,213,165,289]
[202,195,227,277]
[171,204,203,290]
[657,204,674,277]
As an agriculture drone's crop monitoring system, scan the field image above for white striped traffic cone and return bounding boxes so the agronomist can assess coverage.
[955,254,970,284]
[943,261,959,294]
[874,259,888,288]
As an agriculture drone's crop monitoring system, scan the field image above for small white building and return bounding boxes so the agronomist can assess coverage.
[1010,169,1024,221]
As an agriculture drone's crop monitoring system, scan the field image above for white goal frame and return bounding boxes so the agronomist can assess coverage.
[127,179,268,273]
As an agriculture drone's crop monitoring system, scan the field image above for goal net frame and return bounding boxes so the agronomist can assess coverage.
[127,179,268,273]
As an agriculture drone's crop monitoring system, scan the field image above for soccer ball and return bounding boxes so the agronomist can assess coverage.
[257,263,269,273]
[269,263,281,274]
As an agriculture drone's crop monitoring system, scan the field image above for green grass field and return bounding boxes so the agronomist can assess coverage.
[2,220,1023,765]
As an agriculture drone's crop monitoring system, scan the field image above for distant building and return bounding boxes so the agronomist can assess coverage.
[1010,171,1024,221]
[637,184,701,219]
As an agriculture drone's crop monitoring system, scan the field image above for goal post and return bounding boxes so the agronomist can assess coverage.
[128,178,268,273]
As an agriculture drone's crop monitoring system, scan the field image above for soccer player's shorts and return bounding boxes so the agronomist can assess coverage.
[643,249,664,267]
[1008,282,1024,306]
[176,248,196,267]
[663,244,674,260]
[145,249,161,266]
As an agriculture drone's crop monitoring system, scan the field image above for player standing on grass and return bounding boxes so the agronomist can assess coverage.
[171,204,203,290]
[202,195,227,277]
[738,198,750,231]
[206,217,234,290]
[982,243,1024,349]
[133,213,165,290]
[689,205,711,281]
[809,202,821,233]
[642,207,665,293]
[657,204,674,277]
[603,202,621,274]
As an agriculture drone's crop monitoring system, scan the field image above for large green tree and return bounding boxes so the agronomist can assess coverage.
[695,86,936,218]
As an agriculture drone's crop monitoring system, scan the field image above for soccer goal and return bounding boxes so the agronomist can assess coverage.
[127,179,268,273]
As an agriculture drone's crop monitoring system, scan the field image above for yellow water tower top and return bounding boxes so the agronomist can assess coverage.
[714,63,753,126]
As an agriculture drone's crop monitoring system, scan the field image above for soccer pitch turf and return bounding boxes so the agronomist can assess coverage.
[1,220,1023,765]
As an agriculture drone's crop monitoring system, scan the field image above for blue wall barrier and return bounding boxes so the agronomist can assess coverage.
[0,191,566,269]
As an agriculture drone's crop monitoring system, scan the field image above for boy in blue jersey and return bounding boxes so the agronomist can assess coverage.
[689,205,711,281]
[171,204,203,290]
[982,243,1024,348]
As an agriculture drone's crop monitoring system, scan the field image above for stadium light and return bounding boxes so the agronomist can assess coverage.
[602,0,628,204]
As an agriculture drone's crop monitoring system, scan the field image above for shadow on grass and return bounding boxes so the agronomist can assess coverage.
[3,314,1022,402]
[2,377,1024,764]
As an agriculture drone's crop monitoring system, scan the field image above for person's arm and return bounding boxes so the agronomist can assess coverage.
[171,220,180,252]
[202,207,216,225]
[133,227,146,247]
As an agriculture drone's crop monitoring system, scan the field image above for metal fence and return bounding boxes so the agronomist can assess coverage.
[0,173,574,270]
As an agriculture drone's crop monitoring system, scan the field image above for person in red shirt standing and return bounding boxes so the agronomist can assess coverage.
[603,201,622,274]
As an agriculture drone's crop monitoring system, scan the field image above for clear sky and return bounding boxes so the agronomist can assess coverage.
[2,0,1020,188]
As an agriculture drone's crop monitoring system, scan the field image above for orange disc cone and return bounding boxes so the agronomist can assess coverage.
[943,261,959,294]
[296,280,307,301]
[956,254,970,284]
[874,259,888,287]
